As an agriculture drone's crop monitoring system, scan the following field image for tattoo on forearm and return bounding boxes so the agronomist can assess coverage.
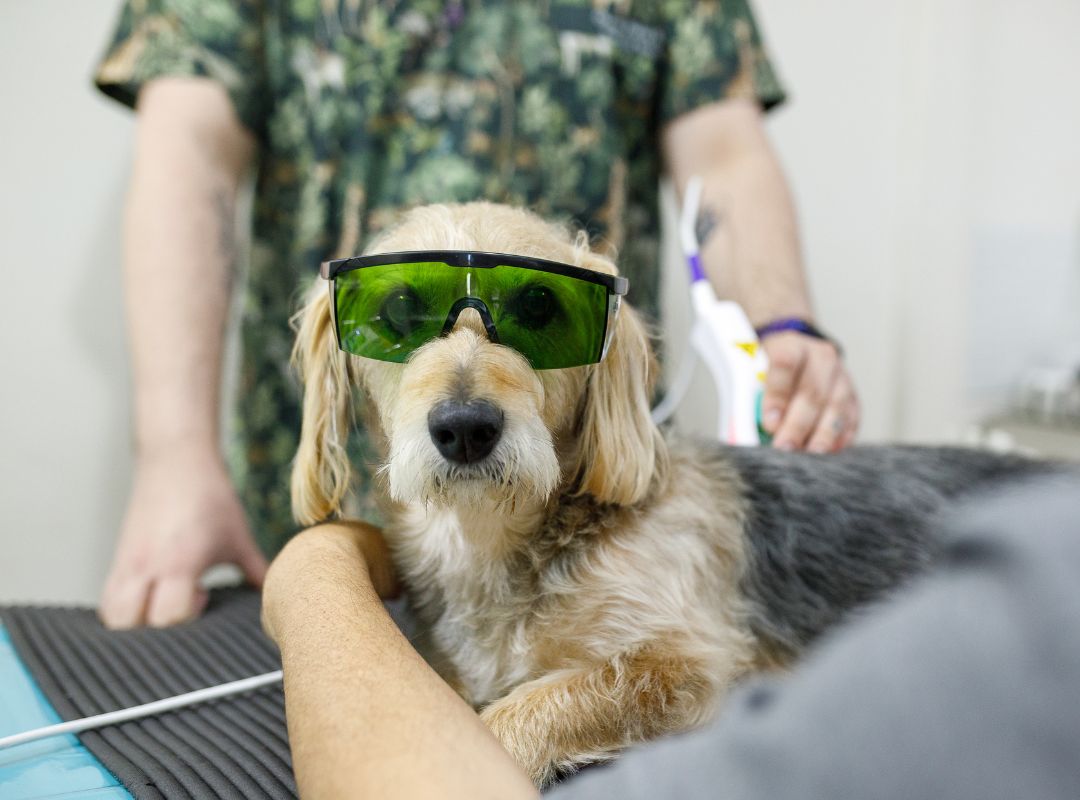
[695,204,722,247]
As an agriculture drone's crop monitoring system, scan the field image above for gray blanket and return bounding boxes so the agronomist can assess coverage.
[1,590,293,799]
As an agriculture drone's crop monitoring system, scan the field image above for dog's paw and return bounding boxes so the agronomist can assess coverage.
[480,697,557,787]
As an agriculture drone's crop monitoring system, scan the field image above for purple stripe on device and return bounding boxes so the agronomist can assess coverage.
[688,253,707,283]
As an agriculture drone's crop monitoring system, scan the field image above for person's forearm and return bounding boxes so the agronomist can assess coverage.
[124,79,254,454]
[695,149,812,326]
[664,99,813,326]
[268,528,537,799]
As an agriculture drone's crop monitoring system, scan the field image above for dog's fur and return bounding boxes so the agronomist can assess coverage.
[291,203,1053,785]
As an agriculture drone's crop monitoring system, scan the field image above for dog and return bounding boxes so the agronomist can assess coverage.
[290,202,1056,786]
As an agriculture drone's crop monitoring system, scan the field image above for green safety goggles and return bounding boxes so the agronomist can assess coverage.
[321,251,629,369]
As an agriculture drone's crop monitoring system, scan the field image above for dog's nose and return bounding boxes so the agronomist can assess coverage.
[428,400,504,464]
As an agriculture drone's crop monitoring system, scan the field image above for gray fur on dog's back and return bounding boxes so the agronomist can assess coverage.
[709,444,1058,658]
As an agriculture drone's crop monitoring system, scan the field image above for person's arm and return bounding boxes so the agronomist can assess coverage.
[663,99,859,452]
[100,77,266,629]
[262,522,538,799]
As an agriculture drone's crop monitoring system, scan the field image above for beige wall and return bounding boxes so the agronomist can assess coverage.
[2,1,1078,604]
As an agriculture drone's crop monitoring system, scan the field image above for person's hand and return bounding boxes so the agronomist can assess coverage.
[760,332,860,452]
[261,521,398,645]
[100,442,268,629]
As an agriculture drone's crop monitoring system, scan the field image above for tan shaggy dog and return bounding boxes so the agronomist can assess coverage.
[290,202,1047,785]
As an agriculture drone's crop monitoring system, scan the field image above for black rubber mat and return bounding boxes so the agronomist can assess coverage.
[1,589,296,799]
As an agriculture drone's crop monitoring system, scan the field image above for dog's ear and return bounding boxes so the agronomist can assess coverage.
[572,304,669,506]
[291,284,352,526]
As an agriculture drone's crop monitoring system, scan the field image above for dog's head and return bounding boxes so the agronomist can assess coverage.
[291,203,668,523]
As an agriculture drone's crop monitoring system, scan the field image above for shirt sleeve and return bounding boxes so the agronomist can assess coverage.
[657,0,787,126]
[93,0,268,137]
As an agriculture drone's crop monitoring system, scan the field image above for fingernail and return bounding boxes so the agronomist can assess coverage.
[774,440,795,451]
[807,444,828,454]
[764,409,781,428]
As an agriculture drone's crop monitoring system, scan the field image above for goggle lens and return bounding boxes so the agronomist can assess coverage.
[331,259,620,369]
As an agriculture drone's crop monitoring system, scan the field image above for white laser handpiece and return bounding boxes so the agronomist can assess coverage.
[651,176,768,445]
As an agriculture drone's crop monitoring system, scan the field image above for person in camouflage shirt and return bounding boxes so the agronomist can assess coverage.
[95,0,859,627]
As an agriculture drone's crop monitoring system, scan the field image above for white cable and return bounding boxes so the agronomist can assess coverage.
[679,176,704,257]
[652,176,705,424]
[0,669,283,750]
[651,341,698,425]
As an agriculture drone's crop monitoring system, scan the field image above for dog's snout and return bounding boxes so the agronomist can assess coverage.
[428,400,504,464]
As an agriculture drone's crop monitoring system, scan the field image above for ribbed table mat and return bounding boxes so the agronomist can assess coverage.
[1,589,296,799]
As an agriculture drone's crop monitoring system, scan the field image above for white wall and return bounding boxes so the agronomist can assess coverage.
[0,2,133,604]
[966,0,1080,415]
[2,0,1078,604]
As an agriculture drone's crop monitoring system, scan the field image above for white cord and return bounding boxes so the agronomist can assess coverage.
[0,669,283,750]
[679,176,704,258]
[651,341,698,425]
[652,175,705,424]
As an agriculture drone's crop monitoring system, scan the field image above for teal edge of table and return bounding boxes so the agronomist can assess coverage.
[0,622,132,799]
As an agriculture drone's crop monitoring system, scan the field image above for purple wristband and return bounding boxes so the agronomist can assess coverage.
[755,317,842,354]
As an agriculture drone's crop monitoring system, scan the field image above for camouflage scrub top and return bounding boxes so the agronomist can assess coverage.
[95,0,785,555]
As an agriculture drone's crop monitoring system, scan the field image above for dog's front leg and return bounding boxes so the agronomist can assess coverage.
[479,645,724,787]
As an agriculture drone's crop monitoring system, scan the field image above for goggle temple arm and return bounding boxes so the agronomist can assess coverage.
[599,294,623,361]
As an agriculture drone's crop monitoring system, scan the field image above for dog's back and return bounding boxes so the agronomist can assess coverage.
[706,443,1063,661]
